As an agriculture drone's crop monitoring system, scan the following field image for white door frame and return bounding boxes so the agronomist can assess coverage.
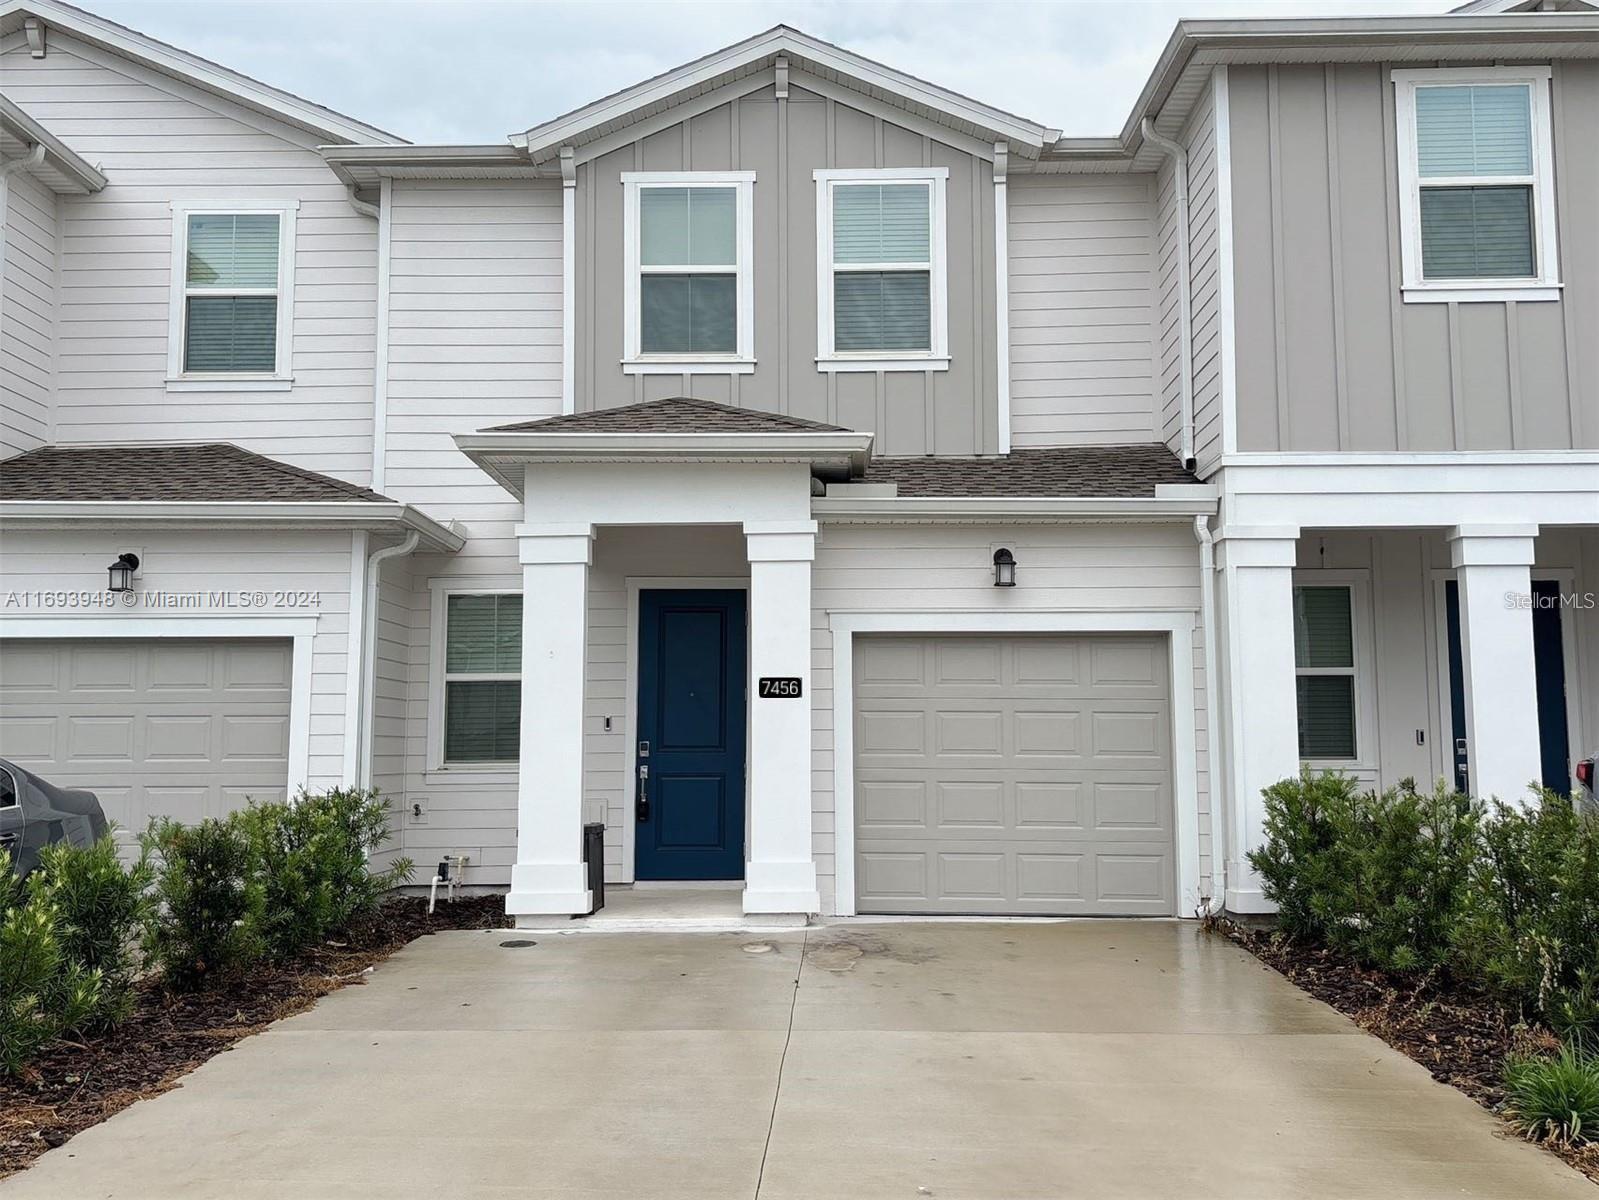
[622,576,749,885]
[0,613,317,794]
[828,610,1201,918]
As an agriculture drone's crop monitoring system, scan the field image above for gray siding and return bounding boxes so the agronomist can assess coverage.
[1230,61,1599,452]
[1,167,56,457]
[1006,175,1158,447]
[574,81,1000,455]
[1185,92,1224,474]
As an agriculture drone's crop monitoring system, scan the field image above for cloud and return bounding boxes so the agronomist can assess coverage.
[87,0,1459,142]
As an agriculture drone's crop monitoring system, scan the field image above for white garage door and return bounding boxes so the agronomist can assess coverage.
[0,639,293,837]
[853,634,1175,916]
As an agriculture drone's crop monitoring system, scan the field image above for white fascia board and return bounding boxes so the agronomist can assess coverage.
[2,0,401,145]
[516,26,1055,162]
[0,501,465,552]
[811,495,1220,523]
[0,93,105,192]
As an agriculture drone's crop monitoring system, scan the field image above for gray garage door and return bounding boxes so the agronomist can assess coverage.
[0,639,293,840]
[853,634,1175,915]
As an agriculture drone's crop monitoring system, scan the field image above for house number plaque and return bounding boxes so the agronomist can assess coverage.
[758,677,803,698]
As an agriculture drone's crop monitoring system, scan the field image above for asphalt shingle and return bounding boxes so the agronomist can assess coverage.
[859,445,1197,498]
[0,444,391,503]
[485,397,847,434]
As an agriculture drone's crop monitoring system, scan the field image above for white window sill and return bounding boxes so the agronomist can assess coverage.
[621,358,756,376]
[425,766,518,782]
[166,376,293,393]
[817,355,950,373]
[1402,283,1561,304]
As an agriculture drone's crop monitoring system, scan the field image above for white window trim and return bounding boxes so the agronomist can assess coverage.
[813,167,950,373]
[1292,572,1377,771]
[166,199,299,389]
[1392,66,1560,304]
[427,581,523,771]
[619,171,756,375]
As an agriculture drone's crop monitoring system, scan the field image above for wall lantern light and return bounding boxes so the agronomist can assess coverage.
[992,547,1016,588]
[107,552,140,593]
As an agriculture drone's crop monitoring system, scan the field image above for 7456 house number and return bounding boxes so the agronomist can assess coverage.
[758,677,803,698]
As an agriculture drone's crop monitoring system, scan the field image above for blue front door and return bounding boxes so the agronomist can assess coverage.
[635,589,747,880]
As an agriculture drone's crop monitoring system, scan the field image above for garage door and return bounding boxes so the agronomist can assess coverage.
[0,640,293,838]
[853,634,1174,915]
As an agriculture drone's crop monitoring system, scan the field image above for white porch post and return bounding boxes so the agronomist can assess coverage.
[1449,525,1541,806]
[742,520,820,915]
[506,521,594,920]
[1215,527,1300,914]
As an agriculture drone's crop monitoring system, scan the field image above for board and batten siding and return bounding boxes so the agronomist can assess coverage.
[574,80,1001,456]
[0,32,379,481]
[1006,174,1158,447]
[808,521,1213,915]
[1,167,56,457]
[1228,61,1599,453]
[0,527,358,789]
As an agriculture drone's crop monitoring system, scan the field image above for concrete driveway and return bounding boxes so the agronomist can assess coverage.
[4,921,1591,1199]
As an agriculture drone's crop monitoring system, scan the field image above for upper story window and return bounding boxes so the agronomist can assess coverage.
[1393,68,1560,304]
[814,168,949,372]
[621,172,755,375]
[166,201,298,391]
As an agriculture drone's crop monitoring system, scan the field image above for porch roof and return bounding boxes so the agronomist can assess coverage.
[486,397,847,435]
[859,444,1199,498]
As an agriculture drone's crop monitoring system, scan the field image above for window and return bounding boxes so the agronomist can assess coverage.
[1293,585,1357,761]
[814,168,949,371]
[1394,68,1560,302]
[442,593,522,764]
[167,201,297,388]
[621,172,754,374]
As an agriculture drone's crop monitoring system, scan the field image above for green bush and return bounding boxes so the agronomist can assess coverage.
[26,835,154,1027]
[236,788,412,959]
[1249,772,1482,973]
[1502,1045,1599,1144]
[0,864,102,1077]
[142,816,263,992]
[1454,795,1599,1026]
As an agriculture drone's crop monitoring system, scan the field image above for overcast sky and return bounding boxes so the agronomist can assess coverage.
[89,0,1461,142]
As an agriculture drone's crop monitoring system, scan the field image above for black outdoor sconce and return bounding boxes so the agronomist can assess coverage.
[992,547,1016,588]
[107,552,140,592]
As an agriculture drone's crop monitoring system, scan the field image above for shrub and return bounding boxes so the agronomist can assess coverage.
[26,835,154,1027]
[1502,1045,1599,1144]
[142,816,263,992]
[1454,794,1599,1022]
[0,863,102,1076]
[1249,772,1481,973]
[236,788,413,959]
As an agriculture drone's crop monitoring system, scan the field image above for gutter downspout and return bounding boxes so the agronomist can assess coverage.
[1193,514,1224,914]
[355,529,420,790]
[1142,118,1195,472]
[1,143,46,179]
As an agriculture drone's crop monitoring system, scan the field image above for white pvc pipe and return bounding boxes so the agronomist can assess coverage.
[1193,514,1225,914]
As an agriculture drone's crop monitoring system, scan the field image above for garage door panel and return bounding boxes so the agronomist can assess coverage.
[220,714,290,761]
[855,634,1174,916]
[147,644,215,691]
[222,644,293,691]
[1,715,56,761]
[67,715,135,763]
[146,715,214,762]
[70,645,138,692]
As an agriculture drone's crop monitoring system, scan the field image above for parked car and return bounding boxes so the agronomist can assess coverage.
[0,758,108,877]
[1578,752,1597,812]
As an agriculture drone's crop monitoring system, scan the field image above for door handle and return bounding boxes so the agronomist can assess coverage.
[636,763,650,823]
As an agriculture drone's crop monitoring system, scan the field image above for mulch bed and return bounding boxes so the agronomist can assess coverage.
[1217,919,1599,1186]
[0,894,510,1179]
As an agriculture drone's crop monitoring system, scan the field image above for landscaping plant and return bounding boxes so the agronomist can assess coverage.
[237,788,413,959]
[142,815,264,992]
[1502,1044,1599,1145]
[0,863,102,1077]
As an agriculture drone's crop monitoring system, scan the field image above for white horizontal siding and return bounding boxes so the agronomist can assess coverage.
[1,36,377,482]
[1007,175,1158,447]
[2,169,57,457]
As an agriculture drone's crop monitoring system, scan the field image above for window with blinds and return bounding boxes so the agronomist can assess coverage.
[182,213,282,373]
[829,182,933,353]
[1394,69,1559,300]
[639,187,737,354]
[1293,586,1357,761]
[443,593,522,763]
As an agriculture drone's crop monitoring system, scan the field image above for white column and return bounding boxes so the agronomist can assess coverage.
[1449,525,1541,806]
[742,521,820,915]
[506,522,594,920]
[1215,527,1300,914]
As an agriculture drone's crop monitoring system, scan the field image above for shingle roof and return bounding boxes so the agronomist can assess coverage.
[0,444,392,503]
[860,445,1197,498]
[486,397,848,434]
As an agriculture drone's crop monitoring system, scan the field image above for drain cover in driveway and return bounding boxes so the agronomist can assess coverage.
[499,939,538,948]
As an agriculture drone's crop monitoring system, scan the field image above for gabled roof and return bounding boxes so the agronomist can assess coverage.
[1453,0,1596,13]
[0,443,391,503]
[487,397,846,435]
[0,93,104,193]
[512,25,1060,164]
[0,0,402,146]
